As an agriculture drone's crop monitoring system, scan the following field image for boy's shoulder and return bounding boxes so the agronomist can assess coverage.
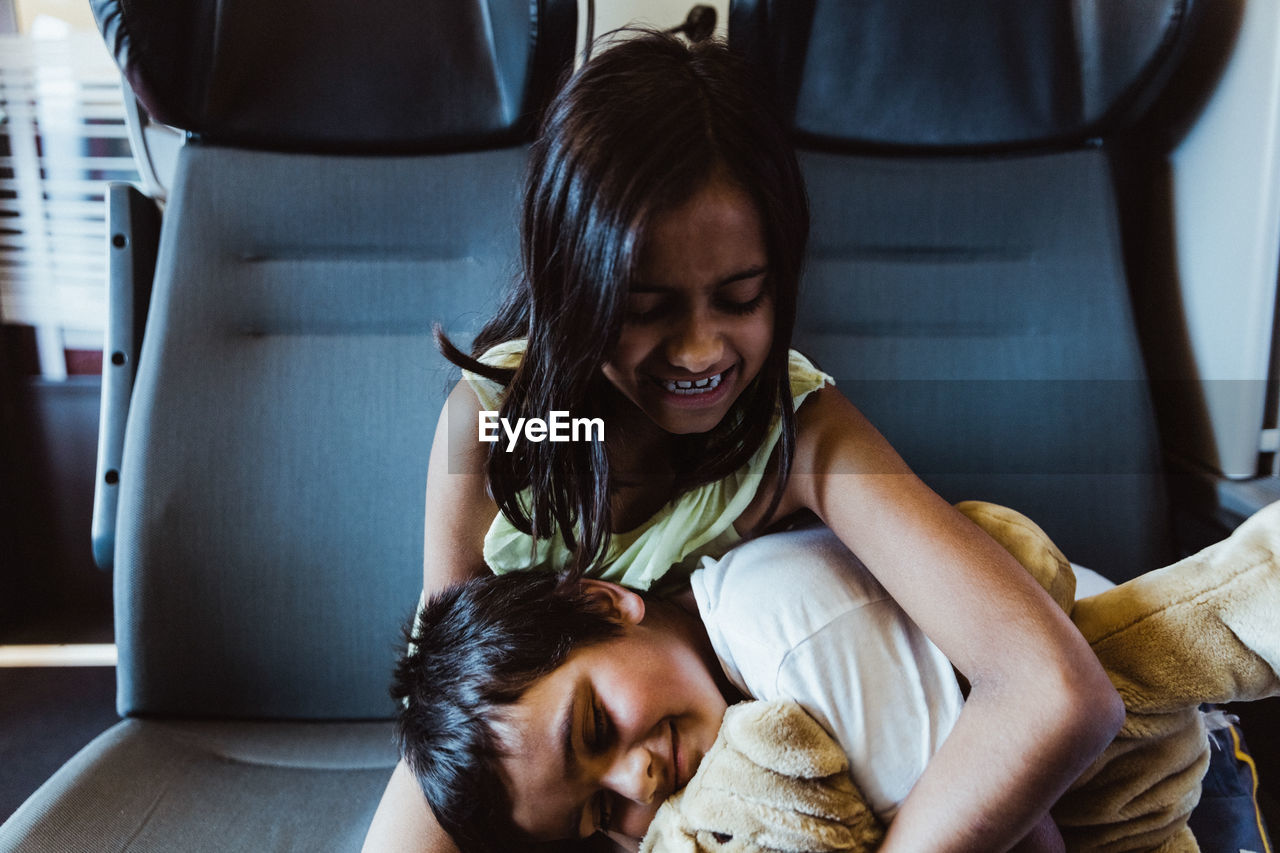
[689,525,896,694]
[694,525,892,625]
[689,523,966,819]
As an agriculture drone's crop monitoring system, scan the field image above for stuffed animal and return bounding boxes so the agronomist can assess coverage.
[638,700,886,853]
[640,500,1280,853]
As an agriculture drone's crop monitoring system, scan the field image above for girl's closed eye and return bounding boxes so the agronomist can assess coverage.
[623,277,770,324]
[714,275,769,316]
[624,293,669,324]
[716,289,767,316]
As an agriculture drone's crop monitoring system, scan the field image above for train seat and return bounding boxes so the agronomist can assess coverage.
[731,0,1203,579]
[0,1,575,850]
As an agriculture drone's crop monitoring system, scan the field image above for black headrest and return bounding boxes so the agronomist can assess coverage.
[91,0,576,153]
[730,0,1200,151]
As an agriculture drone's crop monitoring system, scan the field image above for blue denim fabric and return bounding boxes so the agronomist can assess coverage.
[1187,722,1273,853]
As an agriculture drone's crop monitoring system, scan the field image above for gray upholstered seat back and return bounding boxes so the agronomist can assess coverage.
[0,7,575,851]
[733,0,1201,578]
[794,150,1167,577]
[90,0,579,719]
[115,145,525,717]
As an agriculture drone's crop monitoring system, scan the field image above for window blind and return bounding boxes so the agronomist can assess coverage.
[1,31,140,377]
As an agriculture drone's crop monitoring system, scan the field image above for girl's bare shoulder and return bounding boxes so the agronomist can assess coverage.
[790,385,912,485]
[741,385,903,529]
[421,380,497,590]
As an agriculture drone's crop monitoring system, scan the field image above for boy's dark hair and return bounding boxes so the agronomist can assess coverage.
[392,570,625,853]
[438,31,809,579]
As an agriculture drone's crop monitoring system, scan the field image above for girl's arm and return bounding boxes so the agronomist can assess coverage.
[784,387,1123,853]
[1013,813,1067,853]
[364,381,497,853]
[420,379,499,590]
[364,762,460,853]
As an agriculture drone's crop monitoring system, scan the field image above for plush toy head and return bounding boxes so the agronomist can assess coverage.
[639,700,883,853]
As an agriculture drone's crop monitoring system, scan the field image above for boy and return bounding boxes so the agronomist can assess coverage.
[395,525,1029,850]
[394,503,1280,852]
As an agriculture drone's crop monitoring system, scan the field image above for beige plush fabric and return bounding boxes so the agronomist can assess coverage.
[641,500,1280,853]
[638,701,884,852]
[1046,498,1280,852]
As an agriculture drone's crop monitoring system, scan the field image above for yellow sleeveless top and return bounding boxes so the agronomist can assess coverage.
[463,341,833,591]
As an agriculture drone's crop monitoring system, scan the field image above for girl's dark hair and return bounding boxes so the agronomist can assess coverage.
[392,570,625,853]
[440,31,809,577]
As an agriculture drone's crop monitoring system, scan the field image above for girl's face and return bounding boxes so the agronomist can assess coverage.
[603,173,774,436]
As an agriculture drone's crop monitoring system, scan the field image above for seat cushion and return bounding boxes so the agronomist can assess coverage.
[0,719,397,852]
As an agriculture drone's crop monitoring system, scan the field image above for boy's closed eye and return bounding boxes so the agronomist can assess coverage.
[587,695,615,833]
[589,694,612,754]
[593,791,613,835]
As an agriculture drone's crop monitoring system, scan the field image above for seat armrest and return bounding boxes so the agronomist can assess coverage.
[92,183,160,570]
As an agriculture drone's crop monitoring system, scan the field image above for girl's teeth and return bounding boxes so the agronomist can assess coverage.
[664,372,723,394]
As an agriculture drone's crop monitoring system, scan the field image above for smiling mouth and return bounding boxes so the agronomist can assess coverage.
[660,371,725,395]
[652,364,735,396]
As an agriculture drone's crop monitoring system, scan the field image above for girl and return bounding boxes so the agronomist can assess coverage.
[364,31,1121,853]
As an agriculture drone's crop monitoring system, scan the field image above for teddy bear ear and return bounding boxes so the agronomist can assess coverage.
[722,700,848,779]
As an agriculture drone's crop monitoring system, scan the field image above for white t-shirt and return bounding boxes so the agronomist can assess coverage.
[689,525,965,821]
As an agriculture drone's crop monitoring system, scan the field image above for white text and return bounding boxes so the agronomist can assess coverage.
[478,410,605,451]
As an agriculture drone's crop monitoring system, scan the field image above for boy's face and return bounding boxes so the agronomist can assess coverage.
[495,581,729,844]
